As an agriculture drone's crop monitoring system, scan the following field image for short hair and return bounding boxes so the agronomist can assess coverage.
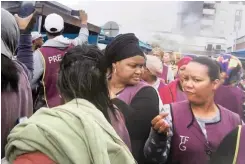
[152,47,164,59]
[101,49,106,55]
[214,60,222,73]
[46,30,63,37]
[191,56,220,81]
[57,45,114,121]
[169,52,176,64]
[1,55,19,92]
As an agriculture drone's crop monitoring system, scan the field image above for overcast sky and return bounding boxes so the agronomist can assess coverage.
[59,0,180,42]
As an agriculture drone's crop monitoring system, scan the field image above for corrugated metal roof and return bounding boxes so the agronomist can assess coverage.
[1,1,101,34]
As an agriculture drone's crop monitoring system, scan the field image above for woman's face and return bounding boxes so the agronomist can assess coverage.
[178,65,187,81]
[35,37,44,48]
[113,55,145,85]
[176,54,181,63]
[163,53,170,63]
[152,51,162,61]
[182,62,219,105]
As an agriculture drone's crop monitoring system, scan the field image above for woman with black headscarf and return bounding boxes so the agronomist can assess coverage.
[1,8,35,157]
[103,33,159,164]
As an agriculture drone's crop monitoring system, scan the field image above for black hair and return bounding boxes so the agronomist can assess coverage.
[214,60,222,73]
[191,56,220,81]
[57,44,114,122]
[228,64,241,84]
[1,55,19,92]
[46,29,63,37]
[101,49,106,55]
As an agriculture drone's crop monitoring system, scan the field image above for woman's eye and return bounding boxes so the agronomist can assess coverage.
[194,79,201,82]
[183,77,188,81]
[129,64,136,68]
[139,64,144,68]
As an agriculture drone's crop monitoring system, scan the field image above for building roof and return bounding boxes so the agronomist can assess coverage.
[1,1,101,34]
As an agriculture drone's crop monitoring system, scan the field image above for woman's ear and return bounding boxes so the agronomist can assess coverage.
[112,63,116,69]
[212,79,220,91]
[112,63,117,74]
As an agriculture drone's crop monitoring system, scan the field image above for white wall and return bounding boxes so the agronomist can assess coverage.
[210,2,245,49]
[214,2,245,40]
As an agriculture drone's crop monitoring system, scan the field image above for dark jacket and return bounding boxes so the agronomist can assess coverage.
[211,125,245,164]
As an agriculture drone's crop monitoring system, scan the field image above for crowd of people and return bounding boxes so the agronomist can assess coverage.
[1,7,245,164]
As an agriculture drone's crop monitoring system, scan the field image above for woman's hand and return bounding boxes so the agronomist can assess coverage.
[151,113,170,134]
[14,11,36,34]
[79,10,88,25]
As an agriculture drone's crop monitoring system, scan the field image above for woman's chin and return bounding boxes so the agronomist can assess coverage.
[128,78,141,85]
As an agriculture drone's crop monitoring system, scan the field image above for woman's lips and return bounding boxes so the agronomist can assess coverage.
[185,91,195,95]
[133,77,140,81]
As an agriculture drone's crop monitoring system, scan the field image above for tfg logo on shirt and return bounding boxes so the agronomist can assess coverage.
[179,135,190,151]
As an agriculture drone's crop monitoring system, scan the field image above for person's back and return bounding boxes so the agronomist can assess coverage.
[215,54,245,121]
[1,61,33,157]
[5,45,135,164]
[32,11,89,109]
[1,8,34,157]
[215,85,245,121]
[37,45,71,107]
[6,99,135,164]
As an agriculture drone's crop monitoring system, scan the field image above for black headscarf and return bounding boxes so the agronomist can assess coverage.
[103,33,145,68]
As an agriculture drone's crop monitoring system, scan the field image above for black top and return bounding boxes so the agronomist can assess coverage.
[210,126,238,164]
[112,86,159,164]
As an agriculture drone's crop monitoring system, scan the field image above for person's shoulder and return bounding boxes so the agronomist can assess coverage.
[137,85,158,97]
[220,105,238,115]
[13,60,30,79]
[33,48,43,58]
[219,105,242,124]
[131,86,159,105]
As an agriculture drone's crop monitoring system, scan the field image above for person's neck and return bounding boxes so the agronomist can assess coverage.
[32,45,36,51]
[146,77,157,85]
[218,79,225,86]
[191,98,218,119]
[109,76,126,94]
[48,36,56,40]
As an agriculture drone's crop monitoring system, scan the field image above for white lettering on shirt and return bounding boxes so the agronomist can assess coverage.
[179,135,189,151]
[48,54,62,64]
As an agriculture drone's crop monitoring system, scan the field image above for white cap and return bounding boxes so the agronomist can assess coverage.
[31,31,45,41]
[146,55,163,76]
[44,13,64,33]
